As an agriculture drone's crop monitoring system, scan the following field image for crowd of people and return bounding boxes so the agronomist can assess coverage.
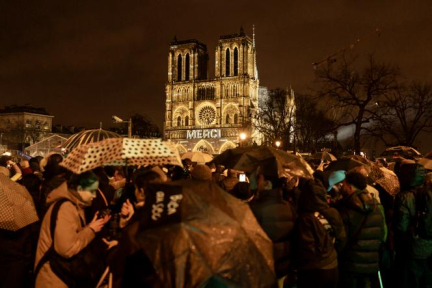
[0,151,431,288]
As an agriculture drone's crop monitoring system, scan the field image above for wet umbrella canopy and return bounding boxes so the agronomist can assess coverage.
[326,156,400,196]
[213,146,314,179]
[61,128,122,153]
[0,174,39,231]
[129,180,276,287]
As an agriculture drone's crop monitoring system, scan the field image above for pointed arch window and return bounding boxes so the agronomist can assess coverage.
[177,54,182,81]
[234,47,238,76]
[185,54,190,80]
[225,48,230,76]
[234,114,238,124]
[177,116,181,127]
[185,115,189,126]
[226,114,230,124]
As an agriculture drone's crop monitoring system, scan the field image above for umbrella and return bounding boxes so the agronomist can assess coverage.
[312,151,337,162]
[213,146,314,179]
[0,174,39,231]
[130,180,276,287]
[325,157,366,172]
[181,151,213,163]
[60,138,183,174]
[376,167,400,196]
[418,151,432,170]
[326,156,400,196]
[61,129,122,152]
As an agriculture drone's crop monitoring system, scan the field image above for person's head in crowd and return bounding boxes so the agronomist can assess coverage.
[21,173,43,202]
[182,158,192,170]
[191,164,212,181]
[29,158,41,173]
[351,165,374,185]
[231,182,254,202]
[67,171,99,205]
[20,159,33,176]
[398,162,426,190]
[0,156,12,167]
[133,171,162,204]
[227,169,238,178]
[42,153,67,180]
[114,167,126,182]
[341,171,368,196]
[207,162,216,173]
[313,170,326,187]
[327,170,346,192]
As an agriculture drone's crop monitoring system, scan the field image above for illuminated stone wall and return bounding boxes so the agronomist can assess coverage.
[164,30,259,154]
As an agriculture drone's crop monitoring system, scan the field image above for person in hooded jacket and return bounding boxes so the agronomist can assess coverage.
[393,162,432,288]
[249,173,297,286]
[336,171,386,288]
[294,178,346,288]
[34,171,111,288]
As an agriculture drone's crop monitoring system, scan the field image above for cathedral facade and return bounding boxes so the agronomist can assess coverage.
[164,28,260,154]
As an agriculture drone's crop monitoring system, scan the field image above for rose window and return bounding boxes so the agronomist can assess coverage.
[198,106,216,125]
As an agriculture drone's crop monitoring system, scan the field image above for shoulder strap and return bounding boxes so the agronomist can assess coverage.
[98,188,108,206]
[34,198,72,277]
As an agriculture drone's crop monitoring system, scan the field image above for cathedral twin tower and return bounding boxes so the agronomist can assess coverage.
[164,28,260,154]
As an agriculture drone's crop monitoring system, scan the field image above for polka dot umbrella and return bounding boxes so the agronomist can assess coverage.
[0,174,39,231]
[60,138,183,174]
[61,128,122,153]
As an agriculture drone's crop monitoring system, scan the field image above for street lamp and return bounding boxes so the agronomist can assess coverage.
[112,115,132,138]
[239,132,247,147]
[275,140,281,149]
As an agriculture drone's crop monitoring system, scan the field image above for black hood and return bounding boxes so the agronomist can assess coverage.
[298,178,329,212]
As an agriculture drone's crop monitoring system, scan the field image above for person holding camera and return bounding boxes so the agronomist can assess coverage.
[34,171,111,288]
[0,156,22,182]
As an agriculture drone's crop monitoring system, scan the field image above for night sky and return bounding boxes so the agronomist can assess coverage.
[2,0,432,130]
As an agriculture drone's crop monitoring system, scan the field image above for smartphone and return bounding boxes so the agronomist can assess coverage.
[239,173,246,182]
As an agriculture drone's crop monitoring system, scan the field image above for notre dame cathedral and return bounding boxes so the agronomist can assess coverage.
[164,28,261,154]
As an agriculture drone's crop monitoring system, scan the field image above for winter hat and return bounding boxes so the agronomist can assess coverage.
[345,171,368,190]
[191,164,212,181]
[327,170,346,191]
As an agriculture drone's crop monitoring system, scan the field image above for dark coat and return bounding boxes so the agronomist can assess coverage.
[336,190,385,274]
[295,179,346,270]
[250,188,297,278]
[393,186,432,259]
[0,223,39,288]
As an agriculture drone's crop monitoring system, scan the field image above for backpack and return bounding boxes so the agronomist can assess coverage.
[414,187,432,239]
[309,211,335,255]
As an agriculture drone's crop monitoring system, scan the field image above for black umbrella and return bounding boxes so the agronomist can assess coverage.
[124,180,276,287]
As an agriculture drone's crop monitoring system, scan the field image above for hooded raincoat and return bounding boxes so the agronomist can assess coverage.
[34,182,95,288]
[295,179,346,270]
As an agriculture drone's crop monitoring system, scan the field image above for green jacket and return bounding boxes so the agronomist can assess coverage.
[337,190,386,274]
